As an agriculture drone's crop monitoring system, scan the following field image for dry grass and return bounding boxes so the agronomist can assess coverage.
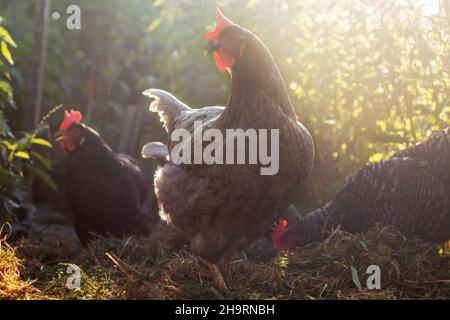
[1,223,449,300]
[0,227,52,300]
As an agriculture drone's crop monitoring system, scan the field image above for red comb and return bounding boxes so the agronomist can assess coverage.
[271,219,288,251]
[59,110,83,131]
[206,8,233,41]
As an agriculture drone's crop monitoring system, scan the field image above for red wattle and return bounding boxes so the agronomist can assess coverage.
[214,50,235,72]
[60,139,76,152]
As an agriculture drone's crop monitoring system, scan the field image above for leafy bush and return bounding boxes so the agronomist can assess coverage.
[0,17,55,223]
[145,0,450,205]
[0,1,449,210]
[282,0,450,199]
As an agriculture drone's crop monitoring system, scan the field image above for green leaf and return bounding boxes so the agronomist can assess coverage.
[1,41,14,65]
[26,164,57,191]
[350,266,362,290]
[0,26,17,48]
[5,199,19,209]
[0,118,15,138]
[31,151,52,170]
[153,0,165,7]
[359,241,369,251]
[390,260,401,280]
[0,167,13,184]
[31,137,52,148]
[14,151,30,159]
[0,80,13,100]
[148,18,161,32]
[0,140,14,150]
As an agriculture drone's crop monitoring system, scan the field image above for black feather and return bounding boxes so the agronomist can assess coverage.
[65,124,156,245]
[283,128,450,247]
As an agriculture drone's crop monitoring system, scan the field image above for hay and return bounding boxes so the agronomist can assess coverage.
[0,231,51,300]
[282,227,450,299]
[2,223,449,300]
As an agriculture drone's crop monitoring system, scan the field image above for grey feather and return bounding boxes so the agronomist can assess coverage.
[143,89,192,133]
[141,141,169,164]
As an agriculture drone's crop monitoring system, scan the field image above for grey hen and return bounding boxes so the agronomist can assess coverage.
[142,9,314,288]
[278,128,450,250]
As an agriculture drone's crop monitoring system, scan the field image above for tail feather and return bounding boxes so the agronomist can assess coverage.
[143,88,191,132]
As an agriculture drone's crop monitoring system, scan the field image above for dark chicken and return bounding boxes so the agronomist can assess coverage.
[142,9,314,288]
[275,128,450,251]
[56,110,156,245]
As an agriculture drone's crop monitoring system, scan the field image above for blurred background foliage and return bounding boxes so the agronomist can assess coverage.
[0,0,449,219]
[0,15,55,224]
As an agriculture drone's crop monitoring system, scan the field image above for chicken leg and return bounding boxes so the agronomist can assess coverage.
[219,255,231,275]
[207,263,228,290]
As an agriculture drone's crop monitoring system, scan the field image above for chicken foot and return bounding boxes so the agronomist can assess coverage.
[207,263,228,290]
[219,255,231,275]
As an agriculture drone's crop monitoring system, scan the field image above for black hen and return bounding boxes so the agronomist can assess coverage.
[56,110,156,245]
[278,127,450,250]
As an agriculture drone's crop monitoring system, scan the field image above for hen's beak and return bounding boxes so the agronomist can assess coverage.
[54,131,65,142]
[204,41,221,55]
